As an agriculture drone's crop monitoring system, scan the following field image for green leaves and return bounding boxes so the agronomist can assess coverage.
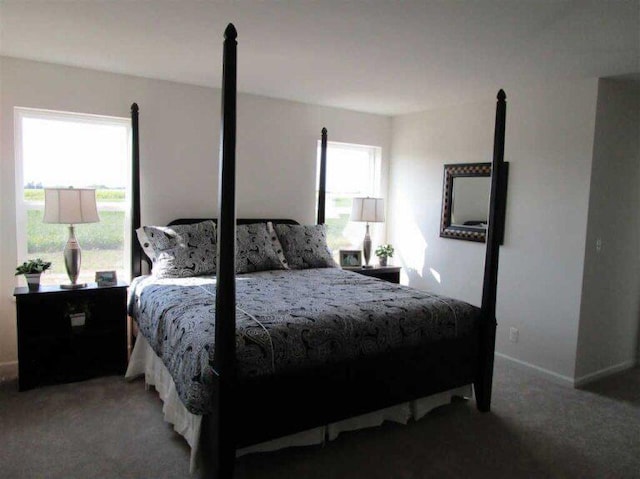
[15,258,52,275]
[375,244,394,259]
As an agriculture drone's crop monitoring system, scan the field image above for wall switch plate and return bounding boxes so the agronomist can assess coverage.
[509,327,519,343]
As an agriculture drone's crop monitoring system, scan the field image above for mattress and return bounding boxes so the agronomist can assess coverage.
[128,267,480,415]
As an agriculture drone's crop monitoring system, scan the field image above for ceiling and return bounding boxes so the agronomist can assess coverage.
[1,1,638,115]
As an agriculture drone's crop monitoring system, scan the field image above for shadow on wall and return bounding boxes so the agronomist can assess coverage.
[399,245,442,292]
[394,191,450,293]
[402,263,422,287]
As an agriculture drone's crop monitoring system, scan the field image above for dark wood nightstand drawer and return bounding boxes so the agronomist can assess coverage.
[343,266,401,284]
[14,282,128,391]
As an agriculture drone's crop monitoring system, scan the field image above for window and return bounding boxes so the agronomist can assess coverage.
[317,141,382,254]
[15,108,131,286]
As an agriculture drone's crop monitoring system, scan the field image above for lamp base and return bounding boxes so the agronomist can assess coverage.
[60,283,88,290]
[362,223,372,268]
[64,225,83,287]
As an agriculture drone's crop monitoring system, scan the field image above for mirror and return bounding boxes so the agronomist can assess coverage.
[451,176,490,228]
[440,162,508,243]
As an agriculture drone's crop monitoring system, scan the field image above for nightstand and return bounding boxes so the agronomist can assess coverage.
[343,265,401,284]
[13,282,128,391]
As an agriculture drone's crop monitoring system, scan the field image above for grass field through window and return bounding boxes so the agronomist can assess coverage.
[25,189,126,285]
[325,194,363,257]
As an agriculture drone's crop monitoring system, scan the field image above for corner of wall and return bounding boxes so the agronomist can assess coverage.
[0,361,18,383]
[575,78,640,381]
[390,79,605,382]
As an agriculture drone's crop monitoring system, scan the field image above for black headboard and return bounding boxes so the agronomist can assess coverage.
[167,218,299,226]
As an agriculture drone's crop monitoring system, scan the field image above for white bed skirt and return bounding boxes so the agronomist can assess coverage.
[126,335,472,474]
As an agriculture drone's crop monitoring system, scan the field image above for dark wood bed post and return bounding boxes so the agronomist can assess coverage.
[128,103,142,361]
[317,127,328,225]
[130,103,141,279]
[201,23,238,479]
[475,89,507,412]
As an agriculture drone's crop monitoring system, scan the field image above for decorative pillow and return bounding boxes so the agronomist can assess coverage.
[273,224,338,269]
[137,221,217,278]
[266,222,289,269]
[236,223,287,273]
[135,228,158,263]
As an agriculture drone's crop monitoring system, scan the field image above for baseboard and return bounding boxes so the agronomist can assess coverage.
[495,352,574,386]
[0,361,18,383]
[574,359,637,388]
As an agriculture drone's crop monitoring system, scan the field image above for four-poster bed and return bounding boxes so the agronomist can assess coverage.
[126,23,507,479]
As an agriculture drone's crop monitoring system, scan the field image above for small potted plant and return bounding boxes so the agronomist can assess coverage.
[16,258,52,291]
[375,244,394,267]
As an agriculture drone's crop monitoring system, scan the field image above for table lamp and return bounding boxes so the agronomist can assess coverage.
[350,197,385,268]
[43,187,100,289]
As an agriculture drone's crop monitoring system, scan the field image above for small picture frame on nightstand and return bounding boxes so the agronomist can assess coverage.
[339,250,362,267]
[95,270,117,287]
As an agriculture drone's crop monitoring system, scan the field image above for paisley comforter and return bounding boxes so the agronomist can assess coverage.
[128,268,480,415]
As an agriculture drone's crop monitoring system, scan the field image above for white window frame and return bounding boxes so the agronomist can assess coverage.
[318,140,382,197]
[317,140,383,251]
[14,107,132,281]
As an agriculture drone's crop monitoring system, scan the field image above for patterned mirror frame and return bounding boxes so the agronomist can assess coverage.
[440,162,508,243]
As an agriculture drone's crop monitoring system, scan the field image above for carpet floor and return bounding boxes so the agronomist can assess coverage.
[0,358,638,478]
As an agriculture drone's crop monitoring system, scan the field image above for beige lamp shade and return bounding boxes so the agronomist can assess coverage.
[43,188,100,225]
[350,197,385,223]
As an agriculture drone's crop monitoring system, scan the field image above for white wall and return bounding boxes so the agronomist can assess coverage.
[575,79,640,382]
[0,56,391,379]
[389,79,599,381]
[389,99,493,306]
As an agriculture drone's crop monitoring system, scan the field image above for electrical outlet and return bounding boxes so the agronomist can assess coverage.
[69,312,86,327]
[509,327,519,343]
[596,238,602,253]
